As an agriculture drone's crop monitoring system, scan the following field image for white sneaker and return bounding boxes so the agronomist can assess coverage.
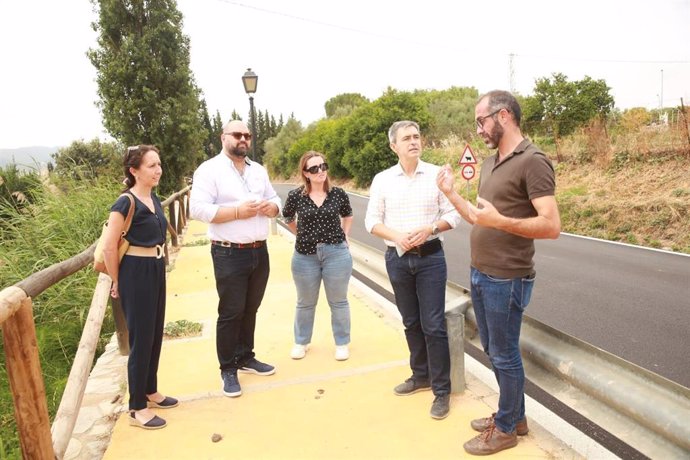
[290,344,307,359]
[335,345,350,361]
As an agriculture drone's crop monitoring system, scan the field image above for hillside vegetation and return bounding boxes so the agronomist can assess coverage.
[335,126,690,254]
[554,156,689,252]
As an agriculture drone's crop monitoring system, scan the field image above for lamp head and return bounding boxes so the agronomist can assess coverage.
[242,68,258,94]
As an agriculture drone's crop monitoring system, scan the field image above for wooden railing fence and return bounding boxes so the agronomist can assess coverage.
[0,186,191,460]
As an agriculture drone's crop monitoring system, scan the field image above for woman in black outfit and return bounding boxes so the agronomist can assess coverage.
[102,144,177,430]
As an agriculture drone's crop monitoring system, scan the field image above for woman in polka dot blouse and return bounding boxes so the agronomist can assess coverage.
[282,151,354,361]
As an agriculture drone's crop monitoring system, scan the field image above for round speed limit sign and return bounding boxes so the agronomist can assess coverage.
[461,164,475,181]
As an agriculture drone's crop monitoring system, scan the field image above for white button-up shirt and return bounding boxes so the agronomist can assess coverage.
[190,152,282,243]
[365,160,461,246]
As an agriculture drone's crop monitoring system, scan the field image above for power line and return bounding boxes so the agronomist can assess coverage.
[216,0,690,65]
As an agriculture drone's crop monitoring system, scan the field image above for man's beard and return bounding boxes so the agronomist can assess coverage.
[483,122,504,149]
[230,145,248,158]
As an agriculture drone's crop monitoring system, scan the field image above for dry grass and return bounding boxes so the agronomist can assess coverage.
[555,157,690,252]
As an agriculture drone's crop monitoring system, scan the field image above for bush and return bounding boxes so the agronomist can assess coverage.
[0,176,120,455]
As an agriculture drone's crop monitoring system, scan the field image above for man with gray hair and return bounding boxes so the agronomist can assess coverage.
[365,120,461,420]
[438,90,561,455]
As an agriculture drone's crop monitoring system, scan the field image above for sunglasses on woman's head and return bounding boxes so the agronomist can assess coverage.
[304,162,329,174]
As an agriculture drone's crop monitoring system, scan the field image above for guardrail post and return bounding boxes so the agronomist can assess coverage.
[445,296,469,394]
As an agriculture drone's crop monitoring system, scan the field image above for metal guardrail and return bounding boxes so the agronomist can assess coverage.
[346,237,690,459]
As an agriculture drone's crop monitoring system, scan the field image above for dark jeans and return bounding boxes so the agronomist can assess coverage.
[470,266,535,433]
[211,244,270,370]
[385,247,450,395]
[119,255,167,411]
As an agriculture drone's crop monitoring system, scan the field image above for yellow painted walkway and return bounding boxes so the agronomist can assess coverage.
[103,220,583,459]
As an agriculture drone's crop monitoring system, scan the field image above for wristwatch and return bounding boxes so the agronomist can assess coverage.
[431,223,440,236]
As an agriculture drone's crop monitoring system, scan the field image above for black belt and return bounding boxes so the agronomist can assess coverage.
[389,238,442,257]
[212,240,266,249]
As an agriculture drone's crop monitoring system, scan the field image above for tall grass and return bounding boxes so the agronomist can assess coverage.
[0,176,121,458]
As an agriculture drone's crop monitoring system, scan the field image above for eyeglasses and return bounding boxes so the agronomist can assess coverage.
[476,109,503,129]
[224,132,252,141]
[304,162,329,174]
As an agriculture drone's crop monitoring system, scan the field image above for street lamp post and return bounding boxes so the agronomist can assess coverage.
[242,68,258,161]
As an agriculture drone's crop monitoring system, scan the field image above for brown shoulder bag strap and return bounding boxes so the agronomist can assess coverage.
[121,193,135,237]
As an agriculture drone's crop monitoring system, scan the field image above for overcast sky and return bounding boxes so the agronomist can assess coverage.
[1,0,688,149]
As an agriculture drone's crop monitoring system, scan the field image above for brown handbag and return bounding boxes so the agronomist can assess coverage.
[93,193,135,275]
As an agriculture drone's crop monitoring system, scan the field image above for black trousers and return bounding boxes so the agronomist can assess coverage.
[211,244,270,370]
[119,255,167,410]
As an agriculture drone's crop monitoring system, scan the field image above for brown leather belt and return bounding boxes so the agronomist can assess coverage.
[211,240,266,249]
[127,244,165,259]
[389,238,442,257]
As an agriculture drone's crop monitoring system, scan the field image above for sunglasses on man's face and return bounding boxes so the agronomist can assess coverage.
[224,132,252,141]
[304,162,329,174]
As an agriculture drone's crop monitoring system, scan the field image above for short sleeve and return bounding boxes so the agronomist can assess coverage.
[282,188,300,223]
[336,188,353,217]
[525,153,556,200]
[110,193,133,217]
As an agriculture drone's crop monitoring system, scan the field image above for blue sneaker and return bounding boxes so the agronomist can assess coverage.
[221,369,241,397]
[238,358,275,376]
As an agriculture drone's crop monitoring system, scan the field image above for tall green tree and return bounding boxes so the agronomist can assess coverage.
[88,0,206,193]
[52,139,121,180]
[325,93,369,119]
[263,117,304,177]
[523,73,614,160]
[341,88,430,186]
[421,86,479,145]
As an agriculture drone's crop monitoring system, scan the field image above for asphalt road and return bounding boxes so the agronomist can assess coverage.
[274,183,690,388]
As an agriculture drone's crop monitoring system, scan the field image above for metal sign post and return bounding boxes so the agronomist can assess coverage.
[459,144,477,199]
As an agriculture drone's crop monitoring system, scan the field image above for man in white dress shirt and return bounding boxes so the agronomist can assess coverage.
[365,120,461,420]
[190,120,281,398]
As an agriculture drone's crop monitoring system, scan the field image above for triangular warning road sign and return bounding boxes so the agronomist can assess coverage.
[459,144,477,165]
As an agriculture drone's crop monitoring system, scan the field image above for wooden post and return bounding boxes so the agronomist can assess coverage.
[176,199,183,237]
[2,298,54,460]
[51,274,111,459]
[680,98,690,154]
[168,202,178,247]
[178,197,187,228]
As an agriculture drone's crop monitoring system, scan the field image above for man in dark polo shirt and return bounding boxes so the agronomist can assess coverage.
[437,90,561,455]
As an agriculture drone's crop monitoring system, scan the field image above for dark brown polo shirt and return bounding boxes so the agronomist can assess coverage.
[470,138,556,278]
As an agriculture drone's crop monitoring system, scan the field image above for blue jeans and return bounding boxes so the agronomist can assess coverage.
[470,266,535,434]
[291,242,352,346]
[385,247,450,395]
[211,244,270,370]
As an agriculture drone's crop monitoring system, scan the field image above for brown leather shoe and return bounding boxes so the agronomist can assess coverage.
[463,424,518,455]
[470,412,529,436]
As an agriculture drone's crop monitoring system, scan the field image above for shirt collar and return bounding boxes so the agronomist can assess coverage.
[393,160,429,176]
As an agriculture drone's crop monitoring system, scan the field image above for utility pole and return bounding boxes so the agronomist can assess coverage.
[659,69,664,109]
